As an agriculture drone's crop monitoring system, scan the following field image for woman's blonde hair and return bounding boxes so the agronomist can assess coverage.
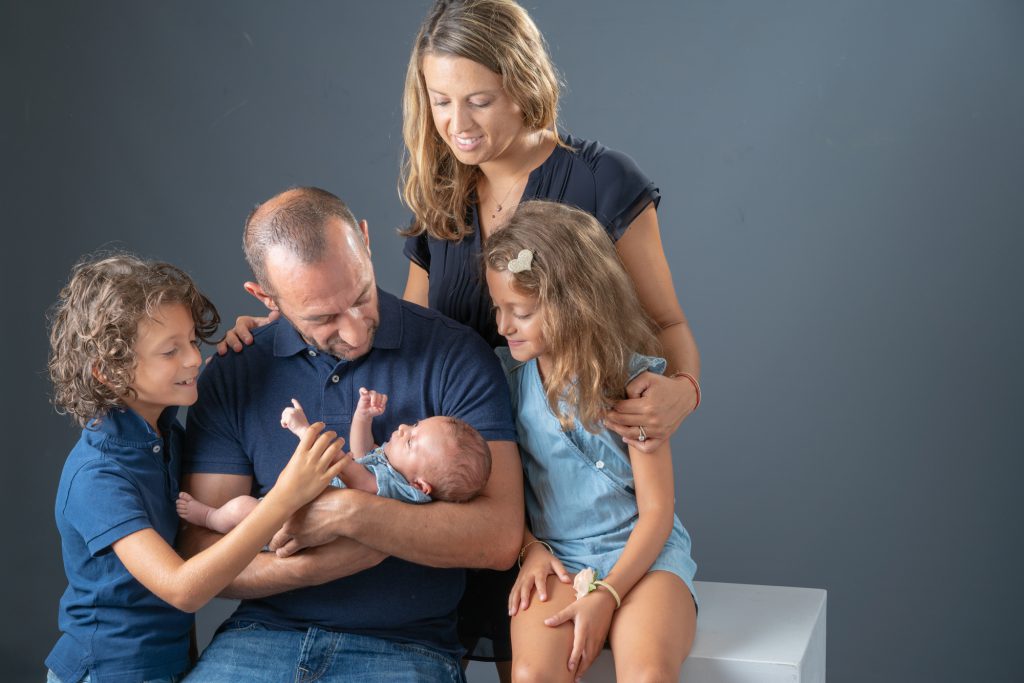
[47,253,220,427]
[401,0,563,241]
[483,201,660,431]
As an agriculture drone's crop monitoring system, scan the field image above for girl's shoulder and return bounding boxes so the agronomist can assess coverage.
[627,352,667,385]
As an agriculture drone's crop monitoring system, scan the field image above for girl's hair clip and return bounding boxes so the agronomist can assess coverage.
[507,249,534,273]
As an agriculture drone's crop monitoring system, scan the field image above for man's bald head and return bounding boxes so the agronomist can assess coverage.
[243,187,363,294]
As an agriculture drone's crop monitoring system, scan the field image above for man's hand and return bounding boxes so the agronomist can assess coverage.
[269,487,350,557]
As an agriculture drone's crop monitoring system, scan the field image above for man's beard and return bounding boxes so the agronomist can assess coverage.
[278,310,378,360]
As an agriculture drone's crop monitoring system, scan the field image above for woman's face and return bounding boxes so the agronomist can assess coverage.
[421,53,528,167]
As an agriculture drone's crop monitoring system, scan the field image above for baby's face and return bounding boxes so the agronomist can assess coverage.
[383,416,453,484]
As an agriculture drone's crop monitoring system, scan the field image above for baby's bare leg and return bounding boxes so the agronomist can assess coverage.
[176,492,260,534]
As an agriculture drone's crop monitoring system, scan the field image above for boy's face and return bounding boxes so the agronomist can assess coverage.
[122,302,202,428]
[383,416,454,494]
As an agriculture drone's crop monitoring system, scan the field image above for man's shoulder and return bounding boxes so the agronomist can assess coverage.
[395,297,488,346]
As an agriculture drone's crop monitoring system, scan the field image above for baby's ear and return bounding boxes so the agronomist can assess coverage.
[413,478,432,496]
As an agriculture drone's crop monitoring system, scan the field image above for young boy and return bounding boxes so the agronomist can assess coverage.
[46,253,345,683]
[176,388,492,536]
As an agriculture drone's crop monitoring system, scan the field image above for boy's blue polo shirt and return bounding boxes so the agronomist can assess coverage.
[184,289,517,655]
[47,407,192,683]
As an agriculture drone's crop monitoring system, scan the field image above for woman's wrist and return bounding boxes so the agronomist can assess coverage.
[670,371,701,410]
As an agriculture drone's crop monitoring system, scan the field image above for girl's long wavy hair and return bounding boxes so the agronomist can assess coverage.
[47,253,220,427]
[401,0,564,241]
[483,201,660,431]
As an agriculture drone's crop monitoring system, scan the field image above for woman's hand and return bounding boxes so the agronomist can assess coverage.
[508,544,571,615]
[215,310,280,355]
[543,589,617,680]
[604,371,698,453]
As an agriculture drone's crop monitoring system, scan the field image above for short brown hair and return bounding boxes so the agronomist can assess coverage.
[428,417,492,503]
[47,253,220,427]
[243,187,361,293]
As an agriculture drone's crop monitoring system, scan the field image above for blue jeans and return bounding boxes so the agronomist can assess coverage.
[47,670,182,683]
[182,621,465,682]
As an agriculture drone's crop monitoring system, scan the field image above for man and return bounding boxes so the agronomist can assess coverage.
[179,187,522,681]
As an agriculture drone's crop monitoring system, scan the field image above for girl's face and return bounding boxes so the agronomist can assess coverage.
[421,53,527,167]
[122,302,202,428]
[486,268,548,364]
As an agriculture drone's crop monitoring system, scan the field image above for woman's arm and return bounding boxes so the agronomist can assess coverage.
[402,262,430,307]
[605,204,701,451]
[114,424,345,612]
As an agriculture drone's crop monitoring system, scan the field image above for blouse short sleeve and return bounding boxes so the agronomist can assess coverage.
[403,230,431,271]
[561,136,661,242]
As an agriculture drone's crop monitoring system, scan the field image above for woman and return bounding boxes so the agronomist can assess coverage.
[221,0,701,674]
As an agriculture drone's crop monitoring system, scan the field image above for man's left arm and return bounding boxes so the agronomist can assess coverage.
[271,438,523,569]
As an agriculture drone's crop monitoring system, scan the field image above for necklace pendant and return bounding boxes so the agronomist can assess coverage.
[496,204,503,212]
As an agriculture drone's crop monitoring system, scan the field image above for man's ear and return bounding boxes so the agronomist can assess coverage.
[243,281,279,312]
[358,219,371,257]
[412,478,432,497]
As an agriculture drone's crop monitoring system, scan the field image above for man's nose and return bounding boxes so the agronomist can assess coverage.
[335,309,368,347]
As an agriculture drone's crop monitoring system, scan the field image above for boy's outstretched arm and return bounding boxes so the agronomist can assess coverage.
[176,471,386,598]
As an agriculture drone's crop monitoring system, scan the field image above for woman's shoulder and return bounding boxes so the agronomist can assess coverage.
[558,135,648,181]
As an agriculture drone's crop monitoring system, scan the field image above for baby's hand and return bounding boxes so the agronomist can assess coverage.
[281,399,310,437]
[355,387,387,419]
[269,422,346,509]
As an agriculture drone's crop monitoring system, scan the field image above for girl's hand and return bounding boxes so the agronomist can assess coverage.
[604,371,697,453]
[508,546,571,616]
[269,422,346,508]
[215,310,280,355]
[354,387,387,420]
[543,589,617,680]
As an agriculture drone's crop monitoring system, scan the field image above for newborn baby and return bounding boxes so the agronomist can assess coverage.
[178,388,491,534]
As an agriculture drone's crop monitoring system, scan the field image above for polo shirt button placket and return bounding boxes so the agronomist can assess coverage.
[331,375,340,384]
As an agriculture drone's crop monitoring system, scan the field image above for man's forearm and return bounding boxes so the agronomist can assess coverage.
[327,441,524,569]
[177,524,386,599]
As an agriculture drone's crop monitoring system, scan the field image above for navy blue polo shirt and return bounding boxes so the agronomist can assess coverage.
[183,289,516,655]
[47,407,192,683]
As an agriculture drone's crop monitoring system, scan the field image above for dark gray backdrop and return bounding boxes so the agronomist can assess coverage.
[5,1,1022,681]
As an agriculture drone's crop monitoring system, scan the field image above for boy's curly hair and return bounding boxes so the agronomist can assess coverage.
[47,253,220,427]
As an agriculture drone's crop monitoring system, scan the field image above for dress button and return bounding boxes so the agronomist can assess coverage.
[153,445,161,454]
[595,460,604,469]
[308,350,317,357]
[331,375,340,383]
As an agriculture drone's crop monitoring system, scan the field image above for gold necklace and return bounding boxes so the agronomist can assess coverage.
[485,166,532,221]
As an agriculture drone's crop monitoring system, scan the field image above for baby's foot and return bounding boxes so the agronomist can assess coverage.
[176,491,214,529]
[281,398,310,437]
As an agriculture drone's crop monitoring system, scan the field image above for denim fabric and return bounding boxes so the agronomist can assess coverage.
[48,669,182,683]
[328,447,430,503]
[182,622,465,683]
[498,349,698,601]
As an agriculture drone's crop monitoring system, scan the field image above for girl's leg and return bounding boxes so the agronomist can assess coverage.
[608,570,696,683]
[509,574,577,683]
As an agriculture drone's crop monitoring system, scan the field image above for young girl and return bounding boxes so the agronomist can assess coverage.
[45,254,347,683]
[483,201,699,682]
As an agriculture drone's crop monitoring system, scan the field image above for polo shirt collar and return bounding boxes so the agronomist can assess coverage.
[273,287,403,359]
[89,406,174,443]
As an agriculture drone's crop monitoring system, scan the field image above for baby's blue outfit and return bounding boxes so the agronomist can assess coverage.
[498,348,697,601]
[330,446,430,504]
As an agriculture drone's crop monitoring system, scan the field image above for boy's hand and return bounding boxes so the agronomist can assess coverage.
[354,387,387,420]
[268,422,346,508]
[281,399,310,436]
